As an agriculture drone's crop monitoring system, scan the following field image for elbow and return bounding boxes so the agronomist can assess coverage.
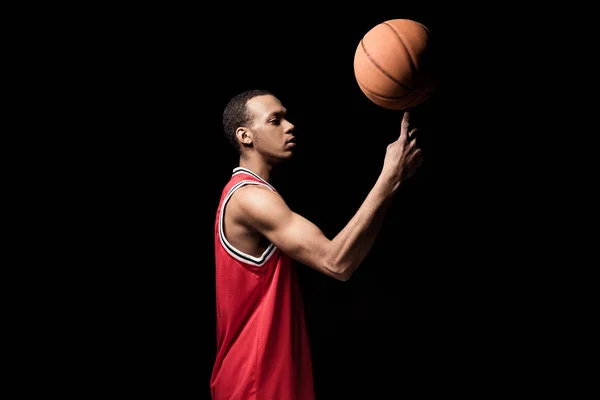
[337,271,351,282]
[331,269,351,282]
[324,259,352,282]
[335,266,352,282]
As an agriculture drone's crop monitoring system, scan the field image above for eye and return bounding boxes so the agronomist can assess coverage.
[269,118,280,125]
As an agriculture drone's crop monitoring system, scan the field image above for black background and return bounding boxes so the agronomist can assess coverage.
[58,4,583,399]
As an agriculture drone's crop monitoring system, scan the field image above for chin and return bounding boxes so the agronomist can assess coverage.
[282,150,296,160]
[270,152,294,165]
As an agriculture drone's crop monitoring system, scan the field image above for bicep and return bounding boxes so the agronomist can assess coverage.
[237,186,338,278]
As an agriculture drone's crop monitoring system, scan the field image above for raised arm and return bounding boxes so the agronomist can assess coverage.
[234,111,422,281]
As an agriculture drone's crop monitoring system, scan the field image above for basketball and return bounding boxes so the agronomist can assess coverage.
[354,18,436,110]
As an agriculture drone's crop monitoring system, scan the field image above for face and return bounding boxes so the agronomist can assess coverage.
[240,95,296,163]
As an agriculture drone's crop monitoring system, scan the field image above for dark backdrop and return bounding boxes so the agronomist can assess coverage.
[86,5,555,399]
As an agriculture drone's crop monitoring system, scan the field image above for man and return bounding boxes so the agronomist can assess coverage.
[210,89,423,399]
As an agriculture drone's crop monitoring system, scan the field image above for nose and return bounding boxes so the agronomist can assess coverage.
[285,120,295,133]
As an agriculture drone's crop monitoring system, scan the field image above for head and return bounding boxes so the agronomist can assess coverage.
[222,89,296,164]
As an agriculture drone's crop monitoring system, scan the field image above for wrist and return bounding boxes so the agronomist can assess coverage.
[375,173,400,198]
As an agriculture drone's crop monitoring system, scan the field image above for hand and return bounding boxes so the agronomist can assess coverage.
[381,110,424,191]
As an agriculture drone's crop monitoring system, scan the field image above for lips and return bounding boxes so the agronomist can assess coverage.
[285,136,296,148]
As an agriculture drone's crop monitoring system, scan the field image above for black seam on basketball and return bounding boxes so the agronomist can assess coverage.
[383,22,417,84]
[358,80,413,101]
[403,91,424,108]
[417,22,430,37]
[359,39,412,93]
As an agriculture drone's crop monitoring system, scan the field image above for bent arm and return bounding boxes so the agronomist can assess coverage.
[236,176,395,281]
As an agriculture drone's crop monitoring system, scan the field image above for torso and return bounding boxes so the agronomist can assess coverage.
[211,167,315,399]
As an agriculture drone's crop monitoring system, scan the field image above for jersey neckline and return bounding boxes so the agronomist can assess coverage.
[232,167,276,191]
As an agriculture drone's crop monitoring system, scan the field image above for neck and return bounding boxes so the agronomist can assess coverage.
[239,156,272,182]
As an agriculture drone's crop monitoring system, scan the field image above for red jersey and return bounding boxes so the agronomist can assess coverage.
[210,167,315,400]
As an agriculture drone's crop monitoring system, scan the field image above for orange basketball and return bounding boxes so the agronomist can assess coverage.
[354,19,436,110]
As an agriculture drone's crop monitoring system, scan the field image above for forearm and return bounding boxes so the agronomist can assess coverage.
[326,175,396,280]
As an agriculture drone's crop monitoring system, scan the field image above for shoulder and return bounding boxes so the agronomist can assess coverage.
[231,183,285,211]
[228,184,290,227]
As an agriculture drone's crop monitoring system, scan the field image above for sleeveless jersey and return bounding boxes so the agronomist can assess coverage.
[210,167,315,400]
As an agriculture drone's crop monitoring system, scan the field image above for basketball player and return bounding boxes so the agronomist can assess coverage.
[210,89,423,399]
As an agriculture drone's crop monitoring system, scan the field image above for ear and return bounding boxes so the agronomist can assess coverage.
[235,127,253,146]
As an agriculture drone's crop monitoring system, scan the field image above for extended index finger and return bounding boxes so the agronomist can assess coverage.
[400,109,411,140]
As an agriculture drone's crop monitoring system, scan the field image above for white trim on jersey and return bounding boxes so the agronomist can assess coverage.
[219,180,277,266]
[232,167,275,191]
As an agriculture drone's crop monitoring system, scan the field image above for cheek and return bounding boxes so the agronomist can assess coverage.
[254,129,282,152]
[256,132,278,148]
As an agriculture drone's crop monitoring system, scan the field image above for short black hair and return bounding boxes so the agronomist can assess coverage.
[222,89,273,153]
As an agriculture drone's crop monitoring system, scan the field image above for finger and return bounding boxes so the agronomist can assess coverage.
[407,137,417,150]
[408,147,421,162]
[400,110,411,140]
[408,128,418,138]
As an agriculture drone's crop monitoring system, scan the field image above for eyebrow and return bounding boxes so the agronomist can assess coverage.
[266,109,287,120]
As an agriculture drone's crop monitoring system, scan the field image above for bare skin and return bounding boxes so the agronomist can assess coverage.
[223,94,423,281]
